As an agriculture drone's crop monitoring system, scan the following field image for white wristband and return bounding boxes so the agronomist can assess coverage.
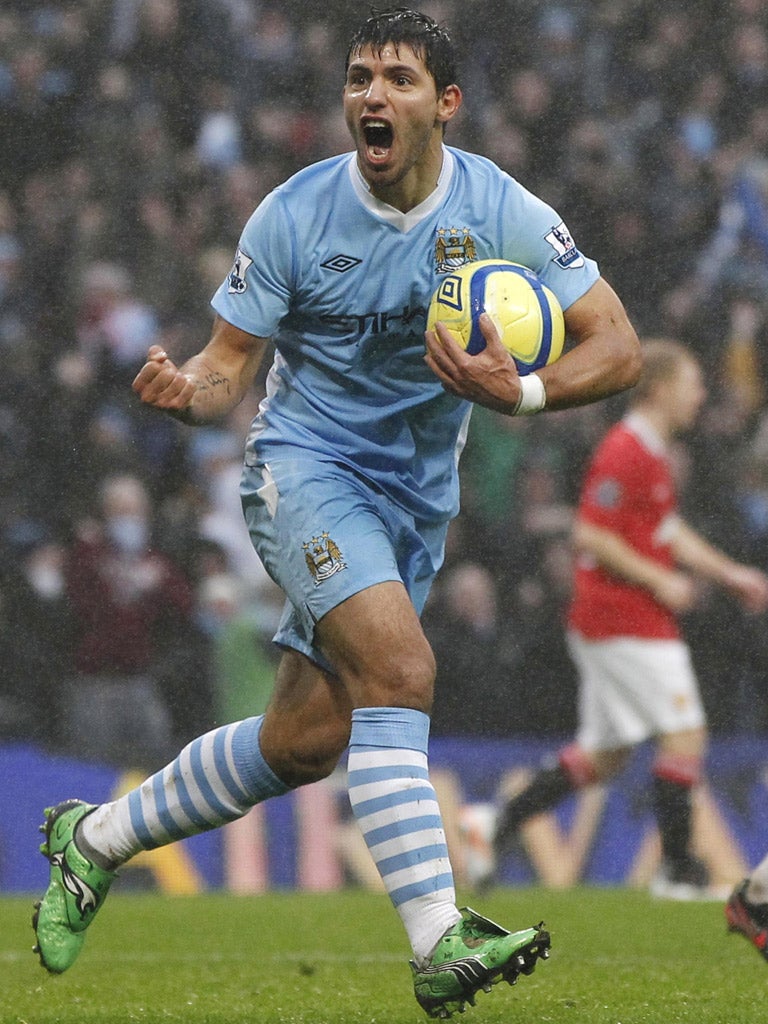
[513,372,546,415]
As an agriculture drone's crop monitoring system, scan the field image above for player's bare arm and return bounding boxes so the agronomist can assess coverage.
[574,518,696,614]
[132,315,268,425]
[537,278,641,409]
[672,520,768,613]
[424,277,641,414]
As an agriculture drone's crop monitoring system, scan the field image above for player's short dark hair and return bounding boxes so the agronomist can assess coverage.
[345,7,459,92]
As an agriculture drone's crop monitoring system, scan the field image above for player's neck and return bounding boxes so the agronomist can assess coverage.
[632,404,673,443]
[367,140,445,213]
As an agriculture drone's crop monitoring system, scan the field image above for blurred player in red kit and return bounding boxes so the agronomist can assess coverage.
[484,339,768,898]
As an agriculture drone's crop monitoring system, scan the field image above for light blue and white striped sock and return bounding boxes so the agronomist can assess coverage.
[80,716,290,865]
[347,707,461,963]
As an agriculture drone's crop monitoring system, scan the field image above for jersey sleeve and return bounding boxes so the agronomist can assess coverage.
[210,190,295,338]
[501,177,600,312]
[578,435,642,530]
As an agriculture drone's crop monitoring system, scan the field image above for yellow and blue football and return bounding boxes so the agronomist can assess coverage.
[427,259,565,374]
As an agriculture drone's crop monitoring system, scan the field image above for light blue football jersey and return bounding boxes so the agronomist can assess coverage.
[211,146,600,523]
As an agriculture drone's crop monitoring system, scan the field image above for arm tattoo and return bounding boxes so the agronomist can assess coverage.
[196,371,231,395]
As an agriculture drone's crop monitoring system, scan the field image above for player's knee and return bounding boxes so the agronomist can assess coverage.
[281,748,342,787]
[262,716,350,788]
[362,644,437,712]
[275,739,347,788]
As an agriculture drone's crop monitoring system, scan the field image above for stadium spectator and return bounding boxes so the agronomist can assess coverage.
[0,231,25,349]
[76,261,161,374]
[0,533,71,746]
[61,473,202,768]
[426,562,520,738]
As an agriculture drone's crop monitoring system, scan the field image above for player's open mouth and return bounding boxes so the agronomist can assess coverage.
[363,119,393,160]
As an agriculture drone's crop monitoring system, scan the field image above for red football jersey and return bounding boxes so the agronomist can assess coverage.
[568,413,680,640]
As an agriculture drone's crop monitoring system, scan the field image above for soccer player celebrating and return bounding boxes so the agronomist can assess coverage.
[32,8,640,1016]
[485,339,768,899]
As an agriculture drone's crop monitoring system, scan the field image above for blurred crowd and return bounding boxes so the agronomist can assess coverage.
[4,0,768,766]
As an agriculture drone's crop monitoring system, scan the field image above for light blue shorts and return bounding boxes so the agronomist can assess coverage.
[240,456,448,672]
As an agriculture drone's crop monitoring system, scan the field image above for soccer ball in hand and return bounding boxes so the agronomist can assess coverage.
[427,259,565,374]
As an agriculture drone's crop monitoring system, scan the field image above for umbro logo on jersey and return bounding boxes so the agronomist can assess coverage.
[321,254,362,273]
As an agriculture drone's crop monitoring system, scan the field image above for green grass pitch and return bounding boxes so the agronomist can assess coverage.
[2,886,764,1023]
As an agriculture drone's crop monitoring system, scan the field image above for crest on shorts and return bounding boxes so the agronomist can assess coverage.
[303,532,346,585]
[227,247,253,293]
[434,227,477,273]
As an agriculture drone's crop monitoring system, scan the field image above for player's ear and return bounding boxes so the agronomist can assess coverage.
[436,84,462,125]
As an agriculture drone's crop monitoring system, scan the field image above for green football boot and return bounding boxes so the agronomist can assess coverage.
[32,799,116,974]
[411,907,550,1018]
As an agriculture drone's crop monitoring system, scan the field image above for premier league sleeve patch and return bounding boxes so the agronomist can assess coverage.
[592,478,621,508]
[545,221,585,269]
[227,247,254,293]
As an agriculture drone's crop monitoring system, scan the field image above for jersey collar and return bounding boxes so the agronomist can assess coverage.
[624,411,667,455]
[347,147,455,232]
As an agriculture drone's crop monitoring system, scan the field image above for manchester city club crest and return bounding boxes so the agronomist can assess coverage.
[434,227,477,273]
[303,532,346,585]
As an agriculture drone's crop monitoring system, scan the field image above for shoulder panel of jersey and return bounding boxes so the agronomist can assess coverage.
[580,422,663,517]
[446,148,602,312]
